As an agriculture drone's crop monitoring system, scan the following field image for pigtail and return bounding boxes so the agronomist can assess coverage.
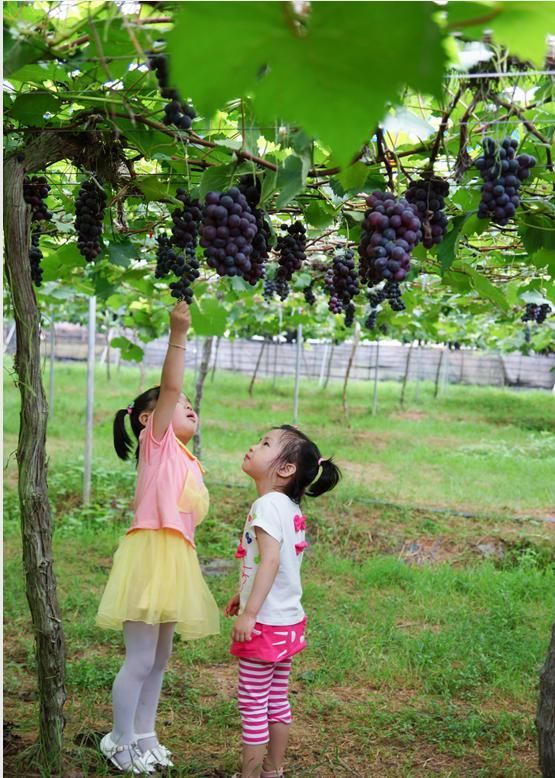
[306,457,341,498]
[113,409,133,461]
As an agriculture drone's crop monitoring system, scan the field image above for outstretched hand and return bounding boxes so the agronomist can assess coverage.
[169,301,192,335]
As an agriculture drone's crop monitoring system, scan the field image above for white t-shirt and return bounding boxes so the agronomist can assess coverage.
[238,491,307,626]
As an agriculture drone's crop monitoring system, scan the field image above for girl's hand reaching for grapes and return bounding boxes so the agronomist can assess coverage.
[169,301,192,335]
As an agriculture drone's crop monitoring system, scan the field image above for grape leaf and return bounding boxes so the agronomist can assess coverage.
[448,1,555,65]
[190,297,228,336]
[275,155,307,208]
[303,201,336,228]
[199,163,237,199]
[466,266,510,313]
[110,336,144,363]
[169,2,447,165]
[108,239,137,268]
[9,92,60,124]
[3,27,52,76]
[437,214,469,273]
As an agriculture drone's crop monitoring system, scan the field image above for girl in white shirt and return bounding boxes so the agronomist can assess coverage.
[225,424,341,778]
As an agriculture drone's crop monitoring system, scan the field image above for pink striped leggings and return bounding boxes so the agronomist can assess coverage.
[237,657,293,745]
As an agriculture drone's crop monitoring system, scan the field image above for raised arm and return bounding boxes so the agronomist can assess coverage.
[152,301,192,441]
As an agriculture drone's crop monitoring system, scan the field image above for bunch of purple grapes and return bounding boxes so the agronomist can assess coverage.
[23,176,52,222]
[238,175,271,285]
[303,283,316,306]
[276,221,306,283]
[325,249,359,316]
[29,230,43,286]
[171,189,202,249]
[154,234,199,303]
[74,179,107,262]
[522,303,551,324]
[199,187,258,279]
[23,175,52,286]
[405,177,449,248]
[358,191,421,287]
[147,52,196,130]
[475,137,536,226]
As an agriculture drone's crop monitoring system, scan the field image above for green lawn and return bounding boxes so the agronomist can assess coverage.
[3,361,555,776]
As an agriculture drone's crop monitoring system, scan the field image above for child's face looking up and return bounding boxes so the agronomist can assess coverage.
[242,428,293,485]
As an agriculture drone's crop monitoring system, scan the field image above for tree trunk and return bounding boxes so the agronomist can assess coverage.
[272,341,279,388]
[293,325,303,424]
[400,341,414,408]
[318,341,329,387]
[49,311,55,412]
[83,296,96,505]
[342,323,360,416]
[3,156,66,775]
[323,344,335,390]
[372,339,380,416]
[210,335,221,382]
[103,325,113,382]
[434,347,444,399]
[193,337,214,459]
[537,622,555,777]
[248,340,267,396]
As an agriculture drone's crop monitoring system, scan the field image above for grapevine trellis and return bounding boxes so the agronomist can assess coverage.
[2,2,555,775]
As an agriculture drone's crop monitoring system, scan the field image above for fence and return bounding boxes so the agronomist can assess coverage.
[4,323,554,391]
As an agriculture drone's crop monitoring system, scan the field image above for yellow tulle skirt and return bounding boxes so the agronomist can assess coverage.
[96,529,220,640]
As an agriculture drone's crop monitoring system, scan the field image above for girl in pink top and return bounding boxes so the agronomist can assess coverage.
[225,425,341,778]
[96,302,219,774]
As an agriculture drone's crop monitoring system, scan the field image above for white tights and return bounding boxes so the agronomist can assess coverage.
[111,621,176,757]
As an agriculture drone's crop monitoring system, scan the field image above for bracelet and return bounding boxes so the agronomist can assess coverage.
[169,342,186,351]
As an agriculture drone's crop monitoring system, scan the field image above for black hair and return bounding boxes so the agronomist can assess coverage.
[271,424,341,503]
[113,386,160,462]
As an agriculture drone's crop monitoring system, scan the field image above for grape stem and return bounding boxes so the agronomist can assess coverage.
[427,86,463,171]
[453,91,482,181]
[375,128,394,192]
[489,94,553,173]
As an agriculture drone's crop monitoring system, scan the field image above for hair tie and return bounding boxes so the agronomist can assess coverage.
[318,457,325,466]
[126,403,134,415]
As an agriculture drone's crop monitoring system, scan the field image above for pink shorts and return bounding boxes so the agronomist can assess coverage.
[230,616,307,663]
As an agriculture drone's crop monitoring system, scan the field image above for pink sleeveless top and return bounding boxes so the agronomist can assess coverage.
[127,412,209,548]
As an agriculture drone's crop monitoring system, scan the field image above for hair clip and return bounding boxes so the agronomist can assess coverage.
[126,403,134,415]
[318,457,325,466]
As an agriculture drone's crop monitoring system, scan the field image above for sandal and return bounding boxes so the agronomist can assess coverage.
[100,733,155,774]
[261,768,284,777]
[136,731,174,768]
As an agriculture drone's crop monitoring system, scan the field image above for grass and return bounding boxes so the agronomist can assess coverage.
[3,360,555,776]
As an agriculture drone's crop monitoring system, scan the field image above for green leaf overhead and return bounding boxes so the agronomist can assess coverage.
[169,2,448,164]
[448,1,555,65]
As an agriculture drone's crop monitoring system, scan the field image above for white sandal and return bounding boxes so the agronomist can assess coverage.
[100,733,155,774]
[136,731,174,768]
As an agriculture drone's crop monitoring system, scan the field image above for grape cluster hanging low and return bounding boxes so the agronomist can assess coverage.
[405,177,449,248]
[475,137,536,226]
[23,175,52,286]
[74,179,107,262]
